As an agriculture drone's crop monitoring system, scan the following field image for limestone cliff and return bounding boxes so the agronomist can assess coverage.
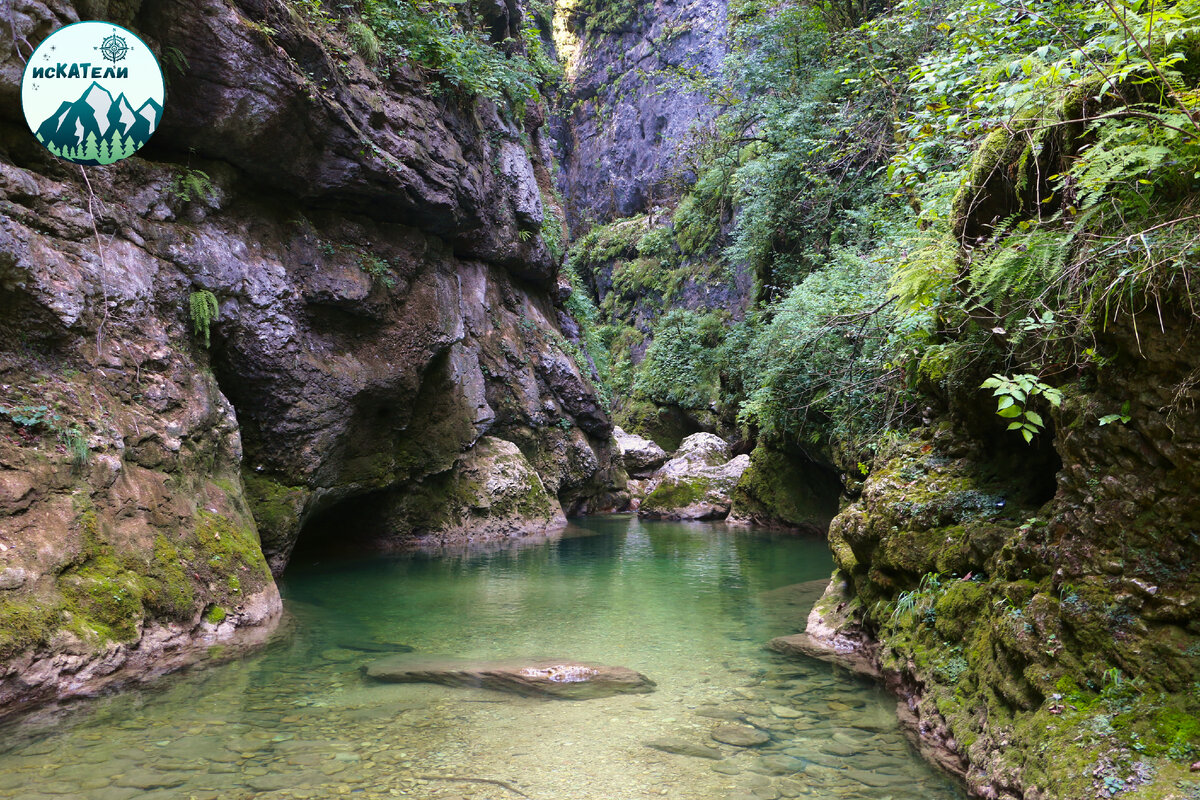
[551,0,727,224]
[0,0,624,713]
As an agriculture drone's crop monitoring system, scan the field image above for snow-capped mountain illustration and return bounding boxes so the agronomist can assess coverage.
[34,82,162,165]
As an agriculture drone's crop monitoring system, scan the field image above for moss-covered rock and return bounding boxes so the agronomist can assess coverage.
[727,444,840,532]
[798,412,1200,800]
[242,474,310,576]
[615,401,700,454]
[367,437,566,547]
[638,434,749,520]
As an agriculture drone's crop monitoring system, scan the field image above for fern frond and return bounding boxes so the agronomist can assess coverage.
[189,290,220,348]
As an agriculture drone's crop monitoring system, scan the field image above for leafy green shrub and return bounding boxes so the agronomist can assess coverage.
[731,243,915,455]
[361,0,555,107]
[981,373,1064,443]
[632,309,725,410]
[559,0,644,35]
[357,253,397,288]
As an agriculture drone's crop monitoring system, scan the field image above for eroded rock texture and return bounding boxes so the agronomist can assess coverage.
[0,0,624,711]
[794,315,1200,799]
[552,0,727,223]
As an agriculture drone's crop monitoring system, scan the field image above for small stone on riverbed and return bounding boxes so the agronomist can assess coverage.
[695,707,745,721]
[711,724,770,747]
[644,738,724,760]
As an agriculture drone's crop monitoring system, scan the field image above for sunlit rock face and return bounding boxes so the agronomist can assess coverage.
[551,0,728,224]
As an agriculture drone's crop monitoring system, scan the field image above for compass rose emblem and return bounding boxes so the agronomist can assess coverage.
[99,32,129,63]
[21,20,165,165]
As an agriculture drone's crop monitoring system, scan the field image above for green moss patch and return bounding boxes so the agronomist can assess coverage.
[144,535,196,619]
[58,555,146,642]
[193,510,273,585]
[243,473,308,561]
[642,477,708,512]
[0,598,61,660]
[730,445,839,530]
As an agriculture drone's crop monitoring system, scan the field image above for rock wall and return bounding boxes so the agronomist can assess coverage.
[0,0,625,713]
[551,0,727,224]
[795,312,1200,799]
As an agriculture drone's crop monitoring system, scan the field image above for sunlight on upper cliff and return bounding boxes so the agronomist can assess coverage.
[552,0,584,82]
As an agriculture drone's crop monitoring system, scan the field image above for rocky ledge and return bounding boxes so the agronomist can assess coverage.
[0,585,280,720]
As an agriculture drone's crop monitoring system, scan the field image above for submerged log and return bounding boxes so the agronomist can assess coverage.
[364,656,656,699]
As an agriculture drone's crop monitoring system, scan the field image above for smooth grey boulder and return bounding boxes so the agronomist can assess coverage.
[614,426,669,476]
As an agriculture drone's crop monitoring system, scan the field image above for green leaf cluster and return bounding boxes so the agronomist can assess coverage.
[189,290,220,349]
[360,0,558,107]
[980,373,1064,441]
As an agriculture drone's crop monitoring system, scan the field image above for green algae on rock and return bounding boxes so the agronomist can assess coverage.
[727,444,841,532]
[637,434,750,520]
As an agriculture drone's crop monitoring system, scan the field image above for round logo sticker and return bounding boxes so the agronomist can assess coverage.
[20,21,165,166]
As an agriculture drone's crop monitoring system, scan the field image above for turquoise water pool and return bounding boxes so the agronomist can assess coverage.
[0,516,965,800]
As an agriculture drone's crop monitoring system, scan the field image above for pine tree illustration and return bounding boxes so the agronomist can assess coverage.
[99,138,112,164]
[82,132,99,163]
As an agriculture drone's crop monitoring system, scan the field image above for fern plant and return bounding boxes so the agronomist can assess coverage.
[169,169,215,204]
[189,290,220,348]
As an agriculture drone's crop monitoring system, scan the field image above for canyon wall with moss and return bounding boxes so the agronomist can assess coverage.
[784,130,1200,799]
[0,0,624,713]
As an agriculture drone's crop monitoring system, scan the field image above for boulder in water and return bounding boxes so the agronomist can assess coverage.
[638,434,750,520]
[614,427,669,476]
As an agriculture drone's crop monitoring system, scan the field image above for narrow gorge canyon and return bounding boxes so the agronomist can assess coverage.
[1,1,1199,799]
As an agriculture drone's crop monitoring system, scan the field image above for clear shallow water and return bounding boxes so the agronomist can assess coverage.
[0,517,965,800]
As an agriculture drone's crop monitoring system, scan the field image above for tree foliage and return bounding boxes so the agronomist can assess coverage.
[566,0,1200,463]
